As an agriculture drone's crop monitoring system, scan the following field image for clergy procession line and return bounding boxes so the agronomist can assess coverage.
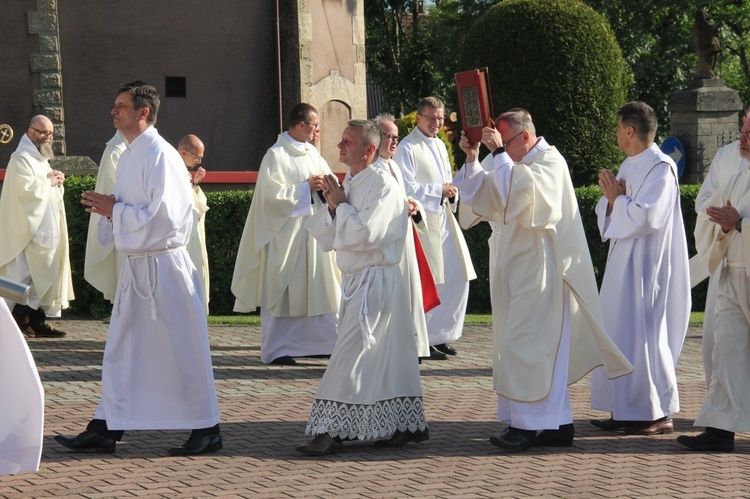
[1,81,749,476]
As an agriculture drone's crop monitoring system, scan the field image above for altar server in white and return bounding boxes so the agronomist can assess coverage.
[393,97,475,359]
[453,109,633,451]
[0,295,44,475]
[179,134,210,315]
[57,81,222,456]
[690,104,750,385]
[0,115,73,338]
[678,119,750,452]
[372,114,432,358]
[296,120,428,456]
[84,130,126,302]
[590,101,690,436]
[232,103,340,365]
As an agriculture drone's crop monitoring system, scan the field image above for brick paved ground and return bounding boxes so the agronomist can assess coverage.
[1,319,749,498]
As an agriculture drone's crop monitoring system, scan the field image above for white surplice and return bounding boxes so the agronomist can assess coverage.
[0,298,43,475]
[84,131,127,302]
[393,127,475,345]
[590,144,690,421]
[304,165,427,440]
[93,126,219,430]
[454,140,632,430]
[0,134,73,315]
[693,167,750,432]
[690,140,747,385]
[372,156,430,357]
[231,133,340,363]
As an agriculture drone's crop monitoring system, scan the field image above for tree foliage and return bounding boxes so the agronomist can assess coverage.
[461,0,629,185]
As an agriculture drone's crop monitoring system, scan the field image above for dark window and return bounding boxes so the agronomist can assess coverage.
[165,76,186,98]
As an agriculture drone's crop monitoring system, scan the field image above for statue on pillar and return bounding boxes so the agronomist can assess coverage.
[693,8,722,79]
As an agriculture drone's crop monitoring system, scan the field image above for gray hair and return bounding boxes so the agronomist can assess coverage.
[374,112,397,125]
[348,119,381,149]
[497,108,536,135]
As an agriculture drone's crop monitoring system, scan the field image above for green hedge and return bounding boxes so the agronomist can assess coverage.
[62,176,705,316]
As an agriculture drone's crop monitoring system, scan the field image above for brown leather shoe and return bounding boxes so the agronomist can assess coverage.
[295,434,342,456]
[590,417,628,431]
[623,416,673,435]
[33,323,67,338]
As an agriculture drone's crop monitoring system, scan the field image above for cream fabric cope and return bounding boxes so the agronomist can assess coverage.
[186,183,210,314]
[84,131,126,302]
[93,126,219,430]
[453,141,633,403]
[372,156,430,357]
[0,298,43,475]
[590,144,690,420]
[0,134,73,315]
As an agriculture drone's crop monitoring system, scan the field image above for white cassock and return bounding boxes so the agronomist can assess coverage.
[0,298,43,475]
[232,132,340,363]
[372,156,430,357]
[393,127,475,345]
[93,126,219,430]
[84,130,127,302]
[304,165,427,440]
[590,144,690,421]
[0,134,73,315]
[454,139,632,430]
[689,140,747,385]
[693,167,750,432]
[186,180,210,315]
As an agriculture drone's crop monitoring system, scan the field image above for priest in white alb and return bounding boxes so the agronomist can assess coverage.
[0,115,73,338]
[678,118,750,453]
[231,103,340,365]
[296,120,428,456]
[590,101,690,436]
[57,81,222,456]
[84,130,126,302]
[453,108,633,451]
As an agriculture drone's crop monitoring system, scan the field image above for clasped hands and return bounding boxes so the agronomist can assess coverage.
[47,170,65,187]
[598,169,626,215]
[81,190,116,219]
[706,200,741,233]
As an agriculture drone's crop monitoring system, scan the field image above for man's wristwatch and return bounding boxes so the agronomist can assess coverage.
[492,146,505,157]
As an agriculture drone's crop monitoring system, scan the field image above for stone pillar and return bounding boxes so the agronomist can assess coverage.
[668,79,741,184]
[28,0,66,155]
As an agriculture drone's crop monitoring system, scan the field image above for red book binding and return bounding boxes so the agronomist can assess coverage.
[455,68,494,144]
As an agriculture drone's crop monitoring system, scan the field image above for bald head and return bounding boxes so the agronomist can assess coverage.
[27,115,54,155]
[178,134,205,168]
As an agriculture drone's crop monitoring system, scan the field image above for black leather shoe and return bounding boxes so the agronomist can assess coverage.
[590,417,628,431]
[296,434,342,456]
[535,423,574,447]
[54,430,116,453]
[677,431,735,452]
[434,343,457,356]
[489,427,536,452]
[270,356,296,365]
[427,346,448,360]
[168,433,223,456]
[374,428,429,448]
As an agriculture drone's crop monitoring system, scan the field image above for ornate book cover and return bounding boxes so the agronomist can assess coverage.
[455,68,494,144]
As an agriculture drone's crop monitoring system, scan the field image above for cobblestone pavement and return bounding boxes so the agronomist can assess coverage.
[1,320,748,498]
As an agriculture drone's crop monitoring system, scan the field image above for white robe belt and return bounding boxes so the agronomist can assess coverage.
[115,247,185,320]
[341,264,394,350]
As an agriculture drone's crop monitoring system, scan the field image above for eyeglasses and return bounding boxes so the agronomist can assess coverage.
[504,131,524,146]
[30,126,54,137]
[738,130,750,141]
[381,133,399,142]
[418,114,445,124]
[184,149,203,161]
[303,121,320,129]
